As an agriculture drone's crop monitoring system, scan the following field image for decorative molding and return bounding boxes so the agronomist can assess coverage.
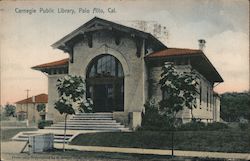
[134,36,142,58]
[85,33,93,48]
[64,45,74,63]
[83,44,130,77]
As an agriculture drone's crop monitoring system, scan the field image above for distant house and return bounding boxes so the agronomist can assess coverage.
[15,94,48,123]
[32,17,223,129]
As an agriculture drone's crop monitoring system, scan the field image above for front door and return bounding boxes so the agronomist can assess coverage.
[93,84,114,112]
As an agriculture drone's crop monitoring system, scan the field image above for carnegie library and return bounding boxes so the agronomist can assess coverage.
[32,17,223,129]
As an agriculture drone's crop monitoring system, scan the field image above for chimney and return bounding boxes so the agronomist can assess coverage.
[198,39,206,51]
[32,96,35,103]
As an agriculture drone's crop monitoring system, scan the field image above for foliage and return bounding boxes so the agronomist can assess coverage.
[54,75,90,151]
[4,104,16,117]
[54,75,85,115]
[79,98,94,113]
[220,91,250,122]
[140,99,172,131]
[177,121,206,131]
[38,120,53,129]
[206,122,228,130]
[159,62,199,127]
[54,75,93,114]
[177,121,228,131]
[36,103,46,112]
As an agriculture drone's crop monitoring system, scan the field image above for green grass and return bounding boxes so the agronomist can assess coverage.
[1,128,38,141]
[4,149,239,161]
[70,129,250,153]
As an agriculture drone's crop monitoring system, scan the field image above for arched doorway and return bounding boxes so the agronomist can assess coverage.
[86,54,124,112]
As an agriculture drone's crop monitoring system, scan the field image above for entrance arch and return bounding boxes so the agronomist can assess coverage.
[86,54,124,112]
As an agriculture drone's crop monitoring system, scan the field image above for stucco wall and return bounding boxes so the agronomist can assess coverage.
[46,74,67,122]
[16,103,45,123]
[69,30,145,114]
[147,64,217,123]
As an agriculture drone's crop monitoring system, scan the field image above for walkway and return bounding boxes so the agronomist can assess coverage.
[54,144,250,160]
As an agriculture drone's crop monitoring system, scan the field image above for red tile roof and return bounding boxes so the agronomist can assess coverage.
[32,58,69,69]
[146,47,223,83]
[146,48,202,58]
[15,94,48,104]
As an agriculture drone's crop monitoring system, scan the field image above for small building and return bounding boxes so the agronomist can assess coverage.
[32,17,223,128]
[15,94,48,123]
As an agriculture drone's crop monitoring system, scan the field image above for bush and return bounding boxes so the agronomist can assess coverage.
[178,121,206,131]
[38,120,53,129]
[206,122,228,130]
[140,99,172,131]
[178,122,228,131]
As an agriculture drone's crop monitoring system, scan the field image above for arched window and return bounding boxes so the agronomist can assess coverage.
[87,55,124,78]
[86,54,124,112]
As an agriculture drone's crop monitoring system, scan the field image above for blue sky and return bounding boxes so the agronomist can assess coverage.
[1,0,249,104]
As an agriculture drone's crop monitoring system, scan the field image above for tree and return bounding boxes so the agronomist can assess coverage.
[4,104,16,117]
[54,75,85,151]
[36,103,46,113]
[159,62,198,156]
[220,92,250,122]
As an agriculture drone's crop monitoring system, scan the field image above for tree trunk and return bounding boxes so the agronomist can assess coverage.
[191,108,194,121]
[63,114,68,151]
[171,113,175,157]
[171,130,174,157]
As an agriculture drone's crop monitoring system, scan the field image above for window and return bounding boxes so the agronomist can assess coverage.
[199,81,202,108]
[210,90,213,111]
[87,55,124,78]
[207,86,209,110]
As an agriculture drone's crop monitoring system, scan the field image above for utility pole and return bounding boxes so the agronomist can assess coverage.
[25,89,30,119]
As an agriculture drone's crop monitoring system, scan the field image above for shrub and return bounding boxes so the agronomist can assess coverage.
[140,99,172,131]
[178,121,206,131]
[178,121,228,131]
[206,122,228,130]
[38,120,53,129]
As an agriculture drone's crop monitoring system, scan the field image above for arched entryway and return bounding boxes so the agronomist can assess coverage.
[86,54,124,112]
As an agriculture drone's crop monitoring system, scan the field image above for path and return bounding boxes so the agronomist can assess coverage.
[55,143,250,160]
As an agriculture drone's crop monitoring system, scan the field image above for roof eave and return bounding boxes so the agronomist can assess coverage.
[145,52,223,83]
[31,65,68,71]
[200,53,224,83]
[51,17,167,50]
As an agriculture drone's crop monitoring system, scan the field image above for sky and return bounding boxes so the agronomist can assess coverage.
[0,0,249,105]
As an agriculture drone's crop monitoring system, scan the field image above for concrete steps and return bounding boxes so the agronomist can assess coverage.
[12,113,129,143]
[12,132,74,143]
[46,112,128,131]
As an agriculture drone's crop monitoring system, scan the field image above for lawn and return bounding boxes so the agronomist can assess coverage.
[2,149,241,161]
[1,128,38,141]
[70,129,250,153]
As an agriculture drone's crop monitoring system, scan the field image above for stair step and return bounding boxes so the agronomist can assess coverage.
[50,125,124,128]
[71,117,113,119]
[56,122,121,125]
[17,135,72,139]
[67,120,116,123]
[75,113,112,115]
[45,126,123,131]
[70,118,113,120]
[13,137,70,143]
[41,112,128,132]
